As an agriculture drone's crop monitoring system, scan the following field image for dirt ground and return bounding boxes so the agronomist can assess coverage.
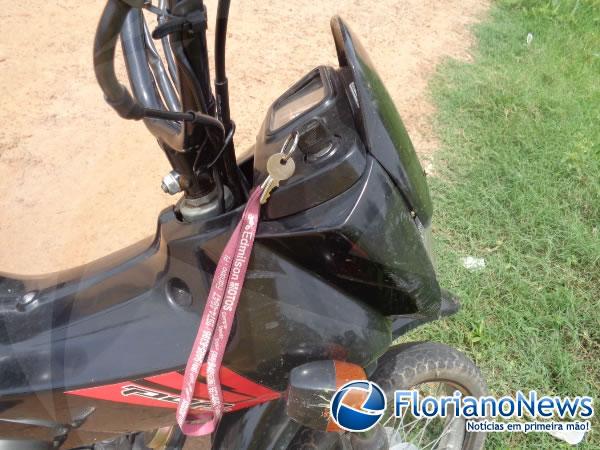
[0,0,488,274]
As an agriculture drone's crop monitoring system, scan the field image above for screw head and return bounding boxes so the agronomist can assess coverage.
[21,292,36,305]
[16,291,37,311]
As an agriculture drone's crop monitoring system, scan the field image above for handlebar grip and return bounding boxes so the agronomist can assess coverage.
[94,0,145,120]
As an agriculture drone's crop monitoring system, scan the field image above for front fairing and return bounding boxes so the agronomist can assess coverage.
[331,16,433,226]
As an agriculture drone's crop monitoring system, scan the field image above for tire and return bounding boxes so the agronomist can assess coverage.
[288,342,488,450]
[372,342,488,450]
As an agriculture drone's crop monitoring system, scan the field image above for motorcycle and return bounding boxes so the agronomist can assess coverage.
[0,1,488,449]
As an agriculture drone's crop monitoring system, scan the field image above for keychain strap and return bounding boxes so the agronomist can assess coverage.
[176,186,263,436]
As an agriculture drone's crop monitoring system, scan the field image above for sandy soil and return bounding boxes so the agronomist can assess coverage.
[0,0,487,274]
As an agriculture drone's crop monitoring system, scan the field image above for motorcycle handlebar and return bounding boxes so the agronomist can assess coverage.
[93,0,226,131]
[94,0,145,120]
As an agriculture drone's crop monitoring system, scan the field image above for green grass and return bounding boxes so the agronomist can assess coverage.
[404,0,600,448]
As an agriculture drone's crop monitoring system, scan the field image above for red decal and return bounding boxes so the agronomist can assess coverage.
[216,366,280,398]
[145,371,253,403]
[66,366,280,413]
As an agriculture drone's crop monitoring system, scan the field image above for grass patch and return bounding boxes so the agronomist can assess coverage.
[405,0,600,447]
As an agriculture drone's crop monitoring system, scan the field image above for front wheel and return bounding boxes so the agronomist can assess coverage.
[289,342,488,450]
[373,342,488,450]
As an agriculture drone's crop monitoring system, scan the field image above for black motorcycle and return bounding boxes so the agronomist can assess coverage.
[0,1,488,449]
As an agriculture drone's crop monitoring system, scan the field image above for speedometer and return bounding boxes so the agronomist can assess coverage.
[268,68,330,133]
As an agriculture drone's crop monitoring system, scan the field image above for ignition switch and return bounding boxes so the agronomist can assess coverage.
[298,120,336,162]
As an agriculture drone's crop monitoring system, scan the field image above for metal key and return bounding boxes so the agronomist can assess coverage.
[259,132,299,204]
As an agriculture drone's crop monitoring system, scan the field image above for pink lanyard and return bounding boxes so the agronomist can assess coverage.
[176,186,263,436]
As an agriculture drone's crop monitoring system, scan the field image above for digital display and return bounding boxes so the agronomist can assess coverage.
[270,73,326,131]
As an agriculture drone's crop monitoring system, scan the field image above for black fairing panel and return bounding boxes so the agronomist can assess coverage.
[263,159,440,318]
[0,157,437,446]
[213,399,301,450]
[0,157,439,447]
[331,16,434,226]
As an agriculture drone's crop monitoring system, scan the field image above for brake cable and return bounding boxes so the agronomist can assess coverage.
[144,109,224,136]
